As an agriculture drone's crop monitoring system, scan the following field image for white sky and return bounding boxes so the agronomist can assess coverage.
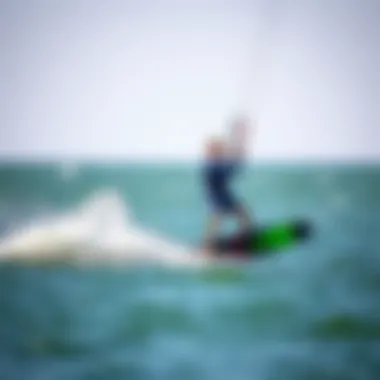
[0,0,379,161]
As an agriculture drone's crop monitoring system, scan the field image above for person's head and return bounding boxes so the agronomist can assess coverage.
[205,137,226,159]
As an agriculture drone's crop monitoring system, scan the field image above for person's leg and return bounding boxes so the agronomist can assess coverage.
[203,212,222,256]
[234,203,253,233]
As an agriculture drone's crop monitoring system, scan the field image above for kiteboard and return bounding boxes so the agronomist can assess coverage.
[211,219,312,258]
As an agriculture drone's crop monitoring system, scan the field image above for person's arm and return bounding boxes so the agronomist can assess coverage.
[228,116,251,159]
[227,116,255,167]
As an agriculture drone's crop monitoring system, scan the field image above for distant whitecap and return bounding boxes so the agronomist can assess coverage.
[60,162,79,182]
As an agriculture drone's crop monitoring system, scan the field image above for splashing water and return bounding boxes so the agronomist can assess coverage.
[0,188,198,265]
[77,188,133,235]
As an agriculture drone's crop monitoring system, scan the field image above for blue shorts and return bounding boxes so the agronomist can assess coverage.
[209,192,240,213]
[203,159,242,213]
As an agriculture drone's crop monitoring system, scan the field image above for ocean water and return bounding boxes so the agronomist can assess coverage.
[0,162,379,380]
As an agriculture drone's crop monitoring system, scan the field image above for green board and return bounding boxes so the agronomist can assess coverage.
[213,219,312,256]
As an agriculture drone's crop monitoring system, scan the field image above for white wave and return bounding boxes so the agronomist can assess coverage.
[0,188,207,267]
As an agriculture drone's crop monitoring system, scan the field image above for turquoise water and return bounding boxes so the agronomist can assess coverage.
[0,163,379,380]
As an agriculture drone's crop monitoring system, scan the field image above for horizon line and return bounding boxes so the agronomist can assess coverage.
[0,156,379,167]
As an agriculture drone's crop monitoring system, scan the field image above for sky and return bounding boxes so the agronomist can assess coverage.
[0,0,379,161]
